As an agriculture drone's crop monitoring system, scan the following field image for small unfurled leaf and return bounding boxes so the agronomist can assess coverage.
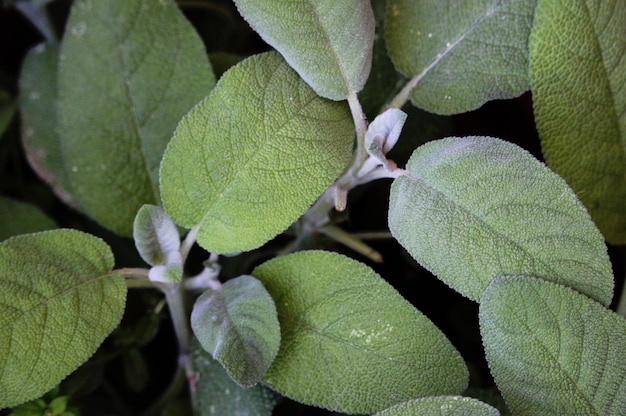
[252,250,468,414]
[375,396,500,416]
[233,0,375,100]
[133,205,180,267]
[58,0,215,236]
[19,43,75,206]
[0,229,126,408]
[160,52,354,254]
[192,338,278,416]
[480,276,626,416]
[191,275,280,387]
[385,0,536,114]
[0,196,56,241]
[530,0,626,244]
[388,136,613,305]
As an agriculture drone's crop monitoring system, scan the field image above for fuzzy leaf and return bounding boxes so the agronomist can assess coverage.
[0,196,56,241]
[375,396,500,416]
[389,136,613,305]
[233,0,375,100]
[160,52,354,254]
[19,43,75,206]
[57,0,215,236]
[133,205,180,267]
[385,0,536,114]
[191,275,281,387]
[480,276,626,415]
[0,229,126,408]
[252,251,468,414]
[530,0,626,244]
[191,338,277,416]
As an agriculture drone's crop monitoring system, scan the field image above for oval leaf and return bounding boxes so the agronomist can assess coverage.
[160,52,354,254]
[252,250,468,414]
[0,229,127,408]
[389,136,613,305]
[192,338,278,416]
[233,0,375,100]
[19,43,75,206]
[480,276,626,415]
[385,0,536,114]
[530,0,626,244]
[0,196,56,241]
[191,275,281,388]
[375,396,500,416]
[133,204,180,267]
[58,0,215,236]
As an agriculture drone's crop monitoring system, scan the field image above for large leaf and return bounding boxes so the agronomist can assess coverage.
[19,43,75,206]
[0,229,126,408]
[388,136,613,305]
[191,338,277,416]
[191,275,281,387]
[233,0,375,100]
[57,0,215,236]
[385,0,536,114]
[375,396,500,416]
[0,196,56,241]
[480,276,626,415]
[160,52,354,254]
[252,250,468,414]
[530,0,626,244]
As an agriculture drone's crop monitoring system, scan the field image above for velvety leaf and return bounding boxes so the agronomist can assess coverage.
[191,338,278,416]
[191,275,281,387]
[0,229,127,408]
[530,0,626,244]
[0,90,15,140]
[160,52,354,254]
[385,0,536,114]
[233,0,375,100]
[480,276,626,415]
[19,43,75,206]
[133,205,180,267]
[0,195,56,241]
[57,0,215,236]
[388,136,613,305]
[252,250,468,414]
[375,396,500,416]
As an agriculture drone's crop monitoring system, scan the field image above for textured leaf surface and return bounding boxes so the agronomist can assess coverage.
[530,0,626,244]
[191,275,280,387]
[252,251,468,414]
[0,229,126,408]
[160,52,354,254]
[389,136,613,304]
[19,43,75,206]
[480,276,626,415]
[385,0,536,114]
[0,196,56,241]
[192,338,277,416]
[375,396,500,416]
[233,0,374,100]
[133,205,180,267]
[57,0,215,236]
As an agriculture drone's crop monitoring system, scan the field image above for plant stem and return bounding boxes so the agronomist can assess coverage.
[319,224,383,263]
[180,225,199,264]
[385,75,420,111]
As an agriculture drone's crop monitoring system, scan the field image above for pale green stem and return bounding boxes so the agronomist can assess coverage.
[385,75,420,110]
[180,225,200,264]
[319,224,383,263]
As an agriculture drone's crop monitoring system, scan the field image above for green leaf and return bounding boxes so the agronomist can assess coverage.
[252,250,468,414]
[191,275,281,387]
[375,396,500,416]
[160,52,354,254]
[385,0,536,114]
[0,229,126,408]
[0,89,15,140]
[0,196,56,241]
[233,0,375,100]
[480,276,626,415]
[191,338,278,416]
[19,43,75,206]
[388,136,613,305]
[57,0,215,236]
[530,0,626,244]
